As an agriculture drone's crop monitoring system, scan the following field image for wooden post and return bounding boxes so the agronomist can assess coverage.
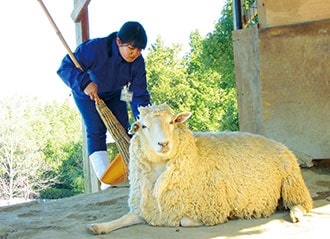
[71,0,99,193]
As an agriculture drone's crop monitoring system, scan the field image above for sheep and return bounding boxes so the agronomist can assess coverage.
[87,103,313,235]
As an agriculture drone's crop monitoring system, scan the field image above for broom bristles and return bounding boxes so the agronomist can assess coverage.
[95,99,130,166]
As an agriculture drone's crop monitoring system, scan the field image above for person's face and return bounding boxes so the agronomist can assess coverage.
[116,37,142,63]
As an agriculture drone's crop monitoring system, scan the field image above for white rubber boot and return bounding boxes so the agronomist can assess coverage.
[89,151,111,190]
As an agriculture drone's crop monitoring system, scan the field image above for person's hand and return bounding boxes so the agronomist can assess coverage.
[84,82,100,103]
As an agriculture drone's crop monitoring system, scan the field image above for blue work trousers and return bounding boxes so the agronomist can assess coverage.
[73,92,130,155]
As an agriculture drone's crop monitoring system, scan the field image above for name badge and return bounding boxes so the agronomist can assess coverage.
[120,84,133,102]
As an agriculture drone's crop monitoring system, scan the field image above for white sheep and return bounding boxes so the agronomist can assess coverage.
[87,103,313,235]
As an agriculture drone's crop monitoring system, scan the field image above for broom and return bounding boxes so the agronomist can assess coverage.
[95,98,130,184]
[37,0,129,183]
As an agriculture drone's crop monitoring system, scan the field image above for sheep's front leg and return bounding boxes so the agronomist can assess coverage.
[86,213,144,235]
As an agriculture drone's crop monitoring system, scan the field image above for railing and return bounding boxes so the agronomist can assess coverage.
[242,0,258,29]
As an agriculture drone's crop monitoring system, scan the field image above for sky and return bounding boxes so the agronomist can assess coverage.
[0,0,225,102]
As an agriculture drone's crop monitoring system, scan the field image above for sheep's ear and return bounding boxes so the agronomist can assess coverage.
[174,112,192,124]
[129,122,140,135]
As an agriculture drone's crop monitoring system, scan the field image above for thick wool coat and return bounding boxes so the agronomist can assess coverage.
[127,108,313,227]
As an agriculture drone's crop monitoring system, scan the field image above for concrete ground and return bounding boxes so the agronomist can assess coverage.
[0,166,329,239]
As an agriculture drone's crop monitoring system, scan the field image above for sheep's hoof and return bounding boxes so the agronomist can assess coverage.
[86,224,104,235]
[180,217,204,227]
[289,205,306,223]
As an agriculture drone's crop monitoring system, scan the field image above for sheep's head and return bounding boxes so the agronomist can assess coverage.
[130,103,191,158]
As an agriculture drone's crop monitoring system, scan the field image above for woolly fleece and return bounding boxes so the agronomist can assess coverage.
[127,104,313,227]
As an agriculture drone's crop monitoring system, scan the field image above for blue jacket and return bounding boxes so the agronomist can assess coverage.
[57,33,150,118]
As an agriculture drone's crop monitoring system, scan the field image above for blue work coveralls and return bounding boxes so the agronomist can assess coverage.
[57,33,150,155]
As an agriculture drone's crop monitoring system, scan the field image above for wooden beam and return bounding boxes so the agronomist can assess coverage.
[74,6,90,44]
[71,0,91,22]
[258,0,330,28]
[72,0,97,193]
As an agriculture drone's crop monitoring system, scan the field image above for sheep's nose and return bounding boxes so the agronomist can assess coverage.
[158,141,169,147]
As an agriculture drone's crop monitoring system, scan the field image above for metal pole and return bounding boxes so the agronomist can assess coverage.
[233,0,243,30]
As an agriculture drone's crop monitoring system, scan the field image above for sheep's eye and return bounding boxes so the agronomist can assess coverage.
[142,125,148,129]
[169,120,174,125]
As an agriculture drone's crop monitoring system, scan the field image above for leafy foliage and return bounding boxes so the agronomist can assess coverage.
[201,0,239,131]
[146,37,188,108]
[0,97,84,201]
[146,0,238,131]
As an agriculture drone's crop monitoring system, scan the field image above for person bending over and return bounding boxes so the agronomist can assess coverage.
[57,21,150,190]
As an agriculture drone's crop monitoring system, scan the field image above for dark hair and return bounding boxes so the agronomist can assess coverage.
[117,21,147,50]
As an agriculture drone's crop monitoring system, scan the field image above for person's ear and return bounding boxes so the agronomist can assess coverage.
[116,37,121,46]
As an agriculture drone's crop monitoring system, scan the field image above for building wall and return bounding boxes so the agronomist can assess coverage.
[233,4,330,164]
[259,19,330,159]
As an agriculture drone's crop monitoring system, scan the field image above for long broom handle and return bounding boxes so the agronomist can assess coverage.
[37,0,84,71]
[38,0,130,167]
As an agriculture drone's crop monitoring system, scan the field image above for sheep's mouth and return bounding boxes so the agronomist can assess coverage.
[156,146,170,155]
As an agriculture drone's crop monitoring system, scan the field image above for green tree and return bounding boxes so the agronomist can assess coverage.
[0,97,57,200]
[185,30,224,131]
[0,97,84,201]
[200,0,239,131]
[39,99,84,198]
[146,36,193,112]
[145,1,238,131]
